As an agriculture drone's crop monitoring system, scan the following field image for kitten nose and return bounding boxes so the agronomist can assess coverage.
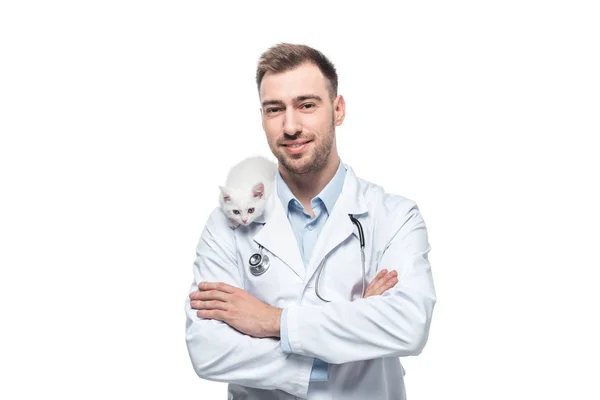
[242,219,247,223]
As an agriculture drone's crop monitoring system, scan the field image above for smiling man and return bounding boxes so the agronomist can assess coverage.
[185,43,436,400]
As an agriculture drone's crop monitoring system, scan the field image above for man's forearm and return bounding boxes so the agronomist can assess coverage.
[186,296,312,397]
[266,308,282,337]
[190,281,283,338]
[284,285,435,364]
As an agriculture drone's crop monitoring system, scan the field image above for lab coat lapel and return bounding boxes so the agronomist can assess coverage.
[305,166,368,284]
[253,189,305,281]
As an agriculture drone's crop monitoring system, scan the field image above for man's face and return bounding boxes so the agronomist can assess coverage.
[259,63,344,175]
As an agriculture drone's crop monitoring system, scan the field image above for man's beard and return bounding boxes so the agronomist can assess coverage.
[276,123,335,175]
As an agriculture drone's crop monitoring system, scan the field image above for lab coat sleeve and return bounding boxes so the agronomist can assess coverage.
[280,308,293,353]
[285,202,437,364]
[281,309,330,382]
[185,208,314,398]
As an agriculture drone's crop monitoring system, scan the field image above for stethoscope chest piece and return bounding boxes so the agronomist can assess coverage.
[249,246,270,276]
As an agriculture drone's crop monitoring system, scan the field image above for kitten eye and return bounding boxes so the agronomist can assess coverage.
[233,210,240,215]
[248,208,255,214]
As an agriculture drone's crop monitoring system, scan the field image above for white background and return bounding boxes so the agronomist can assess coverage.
[1,1,599,399]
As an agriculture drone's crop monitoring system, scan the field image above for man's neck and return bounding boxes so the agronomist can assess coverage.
[280,157,340,211]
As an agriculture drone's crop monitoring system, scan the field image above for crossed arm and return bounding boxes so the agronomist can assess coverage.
[185,204,435,395]
[185,209,314,398]
[189,268,399,338]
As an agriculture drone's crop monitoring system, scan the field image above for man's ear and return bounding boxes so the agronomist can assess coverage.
[260,107,266,131]
[333,94,346,126]
[219,186,231,202]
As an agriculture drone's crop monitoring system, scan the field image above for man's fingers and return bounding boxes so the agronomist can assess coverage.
[363,270,387,298]
[366,269,388,290]
[198,281,236,293]
[190,289,229,301]
[191,300,229,311]
[381,277,399,292]
[197,309,227,320]
[373,269,388,281]
[370,270,397,292]
[364,270,398,297]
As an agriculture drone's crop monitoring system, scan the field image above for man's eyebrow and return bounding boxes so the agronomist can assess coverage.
[261,100,284,107]
[294,95,322,103]
[261,95,323,108]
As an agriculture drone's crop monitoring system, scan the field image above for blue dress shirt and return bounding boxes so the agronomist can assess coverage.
[277,160,347,383]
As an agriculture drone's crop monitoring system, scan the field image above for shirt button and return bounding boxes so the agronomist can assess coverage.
[307,225,313,231]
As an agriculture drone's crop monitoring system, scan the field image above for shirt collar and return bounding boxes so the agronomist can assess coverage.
[276,159,347,214]
[316,160,346,213]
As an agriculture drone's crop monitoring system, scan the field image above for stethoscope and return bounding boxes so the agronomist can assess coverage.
[248,245,270,276]
[248,214,366,302]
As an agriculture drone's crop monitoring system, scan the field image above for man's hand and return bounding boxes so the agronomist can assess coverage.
[362,269,398,298]
[190,282,281,338]
[190,270,398,338]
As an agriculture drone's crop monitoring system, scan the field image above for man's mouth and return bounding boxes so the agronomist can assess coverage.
[282,140,311,154]
[282,140,311,147]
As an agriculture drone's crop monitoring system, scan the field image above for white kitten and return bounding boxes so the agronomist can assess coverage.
[219,156,278,228]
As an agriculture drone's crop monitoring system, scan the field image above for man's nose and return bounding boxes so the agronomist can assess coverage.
[283,109,301,136]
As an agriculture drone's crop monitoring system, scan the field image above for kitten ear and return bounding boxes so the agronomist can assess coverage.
[252,182,265,199]
[219,186,231,202]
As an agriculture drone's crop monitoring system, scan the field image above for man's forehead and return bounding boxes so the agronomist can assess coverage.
[260,63,329,101]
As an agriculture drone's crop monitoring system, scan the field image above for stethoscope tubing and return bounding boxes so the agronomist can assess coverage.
[248,214,366,302]
[316,215,365,302]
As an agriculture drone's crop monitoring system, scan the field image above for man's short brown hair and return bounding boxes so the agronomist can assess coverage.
[256,43,338,101]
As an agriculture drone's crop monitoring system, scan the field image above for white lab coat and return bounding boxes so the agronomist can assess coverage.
[185,164,436,400]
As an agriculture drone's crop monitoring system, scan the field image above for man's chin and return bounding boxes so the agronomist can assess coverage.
[280,157,313,175]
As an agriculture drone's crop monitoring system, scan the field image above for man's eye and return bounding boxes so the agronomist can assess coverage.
[248,208,255,214]
[266,107,282,114]
[301,103,315,109]
[233,210,240,215]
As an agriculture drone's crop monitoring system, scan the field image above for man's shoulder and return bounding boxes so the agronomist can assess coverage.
[355,175,418,216]
[195,207,238,252]
[206,206,228,224]
[354,175,426,240]
[203,207,235,234]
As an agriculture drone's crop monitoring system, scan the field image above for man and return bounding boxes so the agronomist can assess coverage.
[185,43,436,399]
